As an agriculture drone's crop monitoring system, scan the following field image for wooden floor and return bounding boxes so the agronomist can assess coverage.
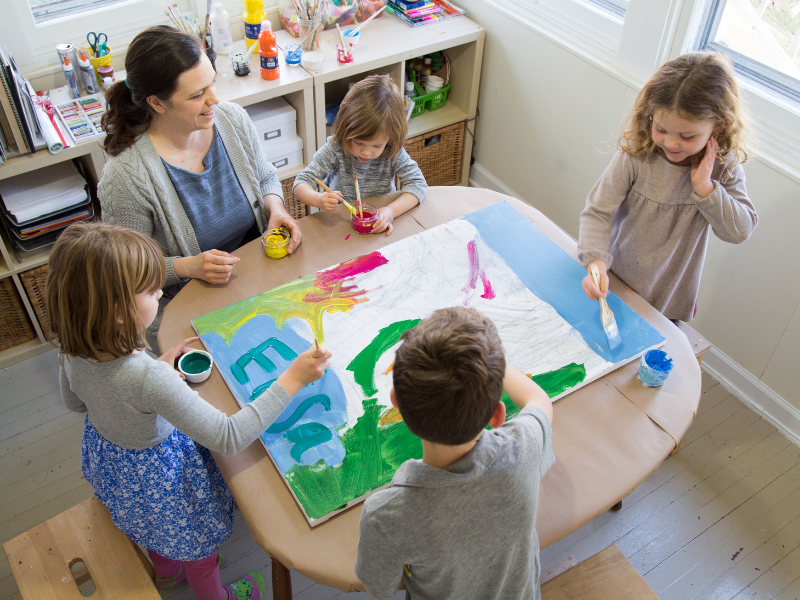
[1,349,799,600]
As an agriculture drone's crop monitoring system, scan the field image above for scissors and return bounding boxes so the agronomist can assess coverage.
[86,32,107,56]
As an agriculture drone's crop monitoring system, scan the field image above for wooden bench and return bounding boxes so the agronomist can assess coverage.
[3,498,159,600]
[677,321,712,365]
[541,545,659,599]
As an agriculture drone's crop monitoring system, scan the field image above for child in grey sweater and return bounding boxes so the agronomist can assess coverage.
[293,75,427,235]
[48,222,331,600]
[578,51,757,322]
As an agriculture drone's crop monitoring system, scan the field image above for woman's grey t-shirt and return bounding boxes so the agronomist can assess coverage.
[163,127,256,253]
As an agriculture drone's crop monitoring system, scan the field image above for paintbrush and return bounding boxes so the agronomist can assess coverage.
[351,4,386,34]
[355,177,363,217]
[201,0,212,47]
[336,23,347,51]
[314,338,320,351]
[589,264,622,351]
[314,178,357,215]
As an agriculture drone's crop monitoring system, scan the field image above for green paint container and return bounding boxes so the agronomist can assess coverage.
[178,350,213,383]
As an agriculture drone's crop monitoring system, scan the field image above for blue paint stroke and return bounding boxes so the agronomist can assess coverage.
[199,314,348,471]
[285,422,333,461]
[267,395,331,433]
[462,201,664,362]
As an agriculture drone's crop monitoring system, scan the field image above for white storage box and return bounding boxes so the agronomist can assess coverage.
[264,135,303,172]
[244,97,297,149]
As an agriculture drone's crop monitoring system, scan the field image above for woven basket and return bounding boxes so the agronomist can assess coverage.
[20,265,54,341]
[0,277,36,352]
[404,122,465,188]
[281,176,306,220]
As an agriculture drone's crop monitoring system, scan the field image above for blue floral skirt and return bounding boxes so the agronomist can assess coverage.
[81,416,234,561]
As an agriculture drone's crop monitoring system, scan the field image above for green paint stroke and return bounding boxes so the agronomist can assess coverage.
[501,362,587,421]
[346,319,422,397]
[285,398,422,520]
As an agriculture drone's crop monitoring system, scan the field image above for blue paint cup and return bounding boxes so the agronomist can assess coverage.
[284,43,302,65]
[638,349,674,387]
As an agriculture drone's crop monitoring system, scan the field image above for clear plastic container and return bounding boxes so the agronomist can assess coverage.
[351,203,377,234]
[262,226,291,258]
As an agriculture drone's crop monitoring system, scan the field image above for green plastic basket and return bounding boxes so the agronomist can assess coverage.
[408,75,450,117]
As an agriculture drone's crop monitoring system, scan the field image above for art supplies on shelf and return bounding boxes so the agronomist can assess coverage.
[54,95,106,144]
[0,45,49,161]
[281,0,385,37]
[406,51,450,116]
[386,0,465,26]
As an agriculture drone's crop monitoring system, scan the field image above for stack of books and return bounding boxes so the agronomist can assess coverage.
[0,161,92,261]
[386,0,466,27]
[0,46,70,164]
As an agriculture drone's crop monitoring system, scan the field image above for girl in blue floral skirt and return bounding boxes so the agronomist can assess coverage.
[46,222,331,600]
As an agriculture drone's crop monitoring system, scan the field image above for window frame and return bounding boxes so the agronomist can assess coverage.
[693,0,800,106]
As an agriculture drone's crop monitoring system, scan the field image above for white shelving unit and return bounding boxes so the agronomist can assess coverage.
[0,15,484,368]
[307,14,484,185]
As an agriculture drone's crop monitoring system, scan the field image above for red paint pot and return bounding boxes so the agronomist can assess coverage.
[352,203,377,234]
[336,44,354,64]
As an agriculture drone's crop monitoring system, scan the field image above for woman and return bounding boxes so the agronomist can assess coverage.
[99,26,301,349]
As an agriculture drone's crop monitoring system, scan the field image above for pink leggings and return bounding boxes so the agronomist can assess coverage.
[148,549,227,600]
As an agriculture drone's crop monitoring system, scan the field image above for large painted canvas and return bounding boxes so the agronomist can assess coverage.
[193,201,665,525]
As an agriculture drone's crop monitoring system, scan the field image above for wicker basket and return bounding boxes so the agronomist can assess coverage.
[281,176,307,220]
[20,265,54,341]
[0,277,36,352]
[404,121,465,188]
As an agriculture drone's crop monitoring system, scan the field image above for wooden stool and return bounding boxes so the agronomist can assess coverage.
[541,545,659,599]
[3,498,159,600]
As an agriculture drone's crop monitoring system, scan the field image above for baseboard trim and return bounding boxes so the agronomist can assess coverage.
[469,163,524,200]
[701,344,800,448]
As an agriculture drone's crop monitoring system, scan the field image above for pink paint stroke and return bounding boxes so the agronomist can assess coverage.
[462,240,495,304]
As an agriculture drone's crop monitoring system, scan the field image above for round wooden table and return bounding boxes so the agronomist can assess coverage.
[159,187,701,596]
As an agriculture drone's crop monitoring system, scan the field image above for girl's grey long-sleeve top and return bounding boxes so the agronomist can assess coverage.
[577,150,758,321]
[293,137,427,205]
[60,352,292,455]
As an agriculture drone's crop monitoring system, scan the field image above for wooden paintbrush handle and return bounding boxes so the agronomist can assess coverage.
[314,177,335,194]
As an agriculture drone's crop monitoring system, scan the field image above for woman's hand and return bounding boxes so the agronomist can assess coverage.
[372,206,395,235]
[174,250,240,284]
[582,260,609,301]
[277,344,332,396]
[691,136,717,199]
[157,336,200,379]
[265,195,302,253]
[318,190,344,212]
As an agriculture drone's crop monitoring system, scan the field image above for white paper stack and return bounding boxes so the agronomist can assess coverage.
[0,161,86,223]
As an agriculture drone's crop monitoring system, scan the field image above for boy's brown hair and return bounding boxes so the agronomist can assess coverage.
[46,221,166,359]
[392,307,506,445]
[620,51,750,166]
[332,74,408,158]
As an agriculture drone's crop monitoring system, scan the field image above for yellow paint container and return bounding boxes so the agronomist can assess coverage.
[262,226,290,259]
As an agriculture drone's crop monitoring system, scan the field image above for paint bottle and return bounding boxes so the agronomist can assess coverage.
[210,3,234,55]
[77,53,98,94]
[62,59,80,99]
[243,0,266,50]
[259,20,279,81]
[421,57,432,87]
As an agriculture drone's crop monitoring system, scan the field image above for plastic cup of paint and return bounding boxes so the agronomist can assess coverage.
[178,350,214,384]
[342,28,360,45]
[336,44,354,64]
[262,226,290,259]
[284,43,302,65]
[637,349,674,387]
[351,203,377,234]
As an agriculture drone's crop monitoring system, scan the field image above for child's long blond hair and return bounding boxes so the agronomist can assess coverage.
[46,222,166,359]
[620,51,750,166]
[332,74,407,158]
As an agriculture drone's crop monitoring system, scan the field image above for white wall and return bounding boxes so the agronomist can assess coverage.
[460,0,800,432]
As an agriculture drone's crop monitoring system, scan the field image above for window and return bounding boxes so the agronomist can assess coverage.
[29,0,132,24]
[584,0,628,20]
[698,0,800,104]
